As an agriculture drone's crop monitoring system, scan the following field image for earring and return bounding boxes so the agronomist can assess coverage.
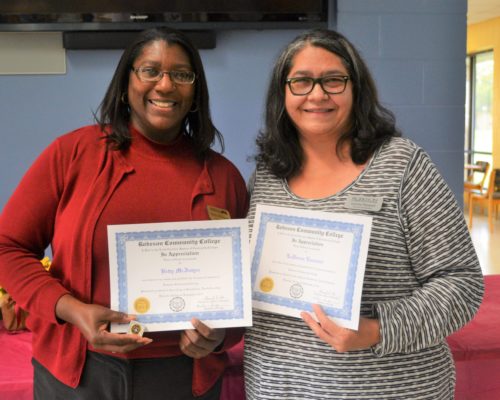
[121,93,128,104]
[189,103,199,113]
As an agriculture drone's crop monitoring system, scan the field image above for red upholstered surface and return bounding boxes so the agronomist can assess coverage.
[446,274,500,400]
[0,320,245,400]
[0,322,33,400]
[1,276,498,400]
[447,275,500,361]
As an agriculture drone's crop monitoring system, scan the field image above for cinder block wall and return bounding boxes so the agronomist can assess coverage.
[335,0,467,202]
[0,0,467,208]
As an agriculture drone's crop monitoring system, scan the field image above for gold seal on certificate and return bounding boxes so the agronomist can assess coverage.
[259,277,274,292]
[128,321,145,336]
[133,297,150,314]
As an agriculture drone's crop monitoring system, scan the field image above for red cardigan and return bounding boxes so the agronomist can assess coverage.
[0,125,249,395]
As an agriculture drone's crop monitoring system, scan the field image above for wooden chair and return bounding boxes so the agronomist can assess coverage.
[464,161,490,209]
[468,168,500,232]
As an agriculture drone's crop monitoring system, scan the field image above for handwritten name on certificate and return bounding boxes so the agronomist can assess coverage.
[250,205,372,330]
[107,219,252,333]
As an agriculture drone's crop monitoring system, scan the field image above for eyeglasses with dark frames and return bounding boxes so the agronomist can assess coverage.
[286,75,350,96]
[132,66,196,84]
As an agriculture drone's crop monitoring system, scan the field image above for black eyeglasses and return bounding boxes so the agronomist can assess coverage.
[286,75,349,96]
[132,66,196,84]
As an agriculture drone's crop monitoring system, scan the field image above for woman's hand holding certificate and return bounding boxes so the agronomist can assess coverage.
[301,304,380,351]
[179,318,226,359]
[55,294,153,353]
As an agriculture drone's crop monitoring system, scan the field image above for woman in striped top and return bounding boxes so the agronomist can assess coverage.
[244,29,483,399]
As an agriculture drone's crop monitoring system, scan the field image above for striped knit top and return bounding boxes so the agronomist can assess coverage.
[244,137,484,400]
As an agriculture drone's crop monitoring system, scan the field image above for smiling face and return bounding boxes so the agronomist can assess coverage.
[285,45,353,142]
[128,40,195,144]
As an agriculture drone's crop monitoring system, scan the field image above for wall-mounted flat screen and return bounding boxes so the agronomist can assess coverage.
[0,0,328,31]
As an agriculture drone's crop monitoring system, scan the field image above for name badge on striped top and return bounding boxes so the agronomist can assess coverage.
[345,195,383,212]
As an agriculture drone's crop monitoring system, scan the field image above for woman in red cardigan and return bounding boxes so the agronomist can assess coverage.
[0,28,248,400]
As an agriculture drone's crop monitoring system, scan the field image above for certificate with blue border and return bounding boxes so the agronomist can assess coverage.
[250,205,372,330]
[108,219,252,333]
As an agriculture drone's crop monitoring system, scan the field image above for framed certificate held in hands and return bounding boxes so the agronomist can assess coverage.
[250,204,372,330]
[108,219,252,333]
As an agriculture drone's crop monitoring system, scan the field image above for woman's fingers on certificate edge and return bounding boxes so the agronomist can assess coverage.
[191,318,210,335]
[108,311,135,324]
[311,304,341,332]
[179,331,210,358]
[179,320,226,358]
[301,305,345,348]
[301,311,329,338]
[312,304,330,323]
[191,318,225,342]
[301,304,330,326]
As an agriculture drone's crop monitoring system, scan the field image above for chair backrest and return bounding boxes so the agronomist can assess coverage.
[465,161,490,191]
[486,168,500,197]
[476,161,489,172]
[472,161,490,186]
[492,168,500,192]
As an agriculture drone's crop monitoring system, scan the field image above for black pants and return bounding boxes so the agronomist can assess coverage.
[33,351,222,400]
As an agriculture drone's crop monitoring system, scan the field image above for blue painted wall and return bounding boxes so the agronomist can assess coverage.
[336,0,467,199]
[0,0,467,210]
[0,30,299,209]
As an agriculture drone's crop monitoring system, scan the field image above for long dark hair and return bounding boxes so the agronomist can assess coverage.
[96,27,223,155]
[256,29,400,178]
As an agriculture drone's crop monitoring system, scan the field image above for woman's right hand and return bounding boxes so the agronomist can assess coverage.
[301,304,380,352]
[55,294,152,353]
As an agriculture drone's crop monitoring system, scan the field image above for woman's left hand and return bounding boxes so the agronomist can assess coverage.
[301,304,380,352]
[179,318,226,359]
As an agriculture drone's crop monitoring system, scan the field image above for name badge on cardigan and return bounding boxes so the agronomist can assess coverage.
[345,195,383,212]
[206,205,231,220]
